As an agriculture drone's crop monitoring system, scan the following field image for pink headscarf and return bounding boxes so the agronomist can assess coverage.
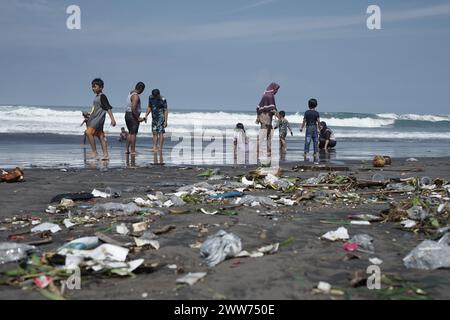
[257,82,280,115]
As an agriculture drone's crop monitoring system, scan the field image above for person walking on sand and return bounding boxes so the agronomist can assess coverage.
[85,78,117,160]
[256,82,280,162]
[125,82,146,155]
[300,98,321,164]
[144,89,169,152]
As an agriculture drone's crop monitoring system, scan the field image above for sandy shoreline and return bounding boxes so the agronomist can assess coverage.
[1,157,449,300]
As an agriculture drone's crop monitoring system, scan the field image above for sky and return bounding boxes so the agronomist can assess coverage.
[0,0,449,114]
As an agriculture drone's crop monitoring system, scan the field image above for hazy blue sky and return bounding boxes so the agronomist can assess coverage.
[0,0,449,114]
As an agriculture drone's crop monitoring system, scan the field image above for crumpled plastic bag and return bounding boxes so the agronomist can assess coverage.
[403,233,450,270]
[200,230,242,267]
[350,234,375,253]
[91,202,141,216]
[407,206,429,221]
[234,195,276,207]
[0,243,36,264]
[264,174,293,190]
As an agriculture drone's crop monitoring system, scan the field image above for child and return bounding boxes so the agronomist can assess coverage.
[144,89,169,152]
[300,99,320,164]
[85,78,117,160]
[274,111,293,154]
[80,111,90,144]
[233,123,249,163]
[119,127,128,142]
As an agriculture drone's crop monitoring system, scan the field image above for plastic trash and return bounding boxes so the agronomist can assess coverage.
[369,258,383,265]
[343,242,359,252]
[200,208,219,215]
[92,189,110,198]
[169,195,186,206]
[406,158,419,162]
[176,272,207,286]
[241,177,255,186]
[200,230,242,267]
[401,219,418,228]
[31,222,62,234]
[59,237,100,253]
[420,177,433,186]
[317,281,331,294]
[264,174,292,190]
[116,224,130,235]
[403,233,450,270]
[386,183,416,192]
[0,243,36,264]
[105,187,121,198]
[209,191,244,199]
[91,202,142,216]
[407,206,429,221]
[372,173,385,182]
[321,227,350,241]
[234,195,276,207]
[350,234,375,253]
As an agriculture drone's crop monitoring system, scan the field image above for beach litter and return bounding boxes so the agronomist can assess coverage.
[403,233,450,270]
[91,202,142,216]
[347,234,375,253]
[0,243,36,264]
[234,195,276,207]
[31,223,62,234]
[200,230,242,267]
[0,167,24,183]
[321,227,350,241]
[176,272,207,286]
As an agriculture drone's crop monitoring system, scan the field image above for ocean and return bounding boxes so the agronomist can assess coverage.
[1,105,449,168]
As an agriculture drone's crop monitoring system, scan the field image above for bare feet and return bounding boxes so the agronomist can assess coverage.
[87,152,98,159]
[151,147,159,152]
[101,155,110,161]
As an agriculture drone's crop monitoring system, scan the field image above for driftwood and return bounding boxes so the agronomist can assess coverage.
[356,180,388,188]
[358,190,412,196]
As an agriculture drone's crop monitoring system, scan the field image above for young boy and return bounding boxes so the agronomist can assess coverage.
[119,127,128,142]
[144,89,169,152]
[274,111,293,154]
[80,111,90,144]
[300,99,320,164]
[85,78,117,160]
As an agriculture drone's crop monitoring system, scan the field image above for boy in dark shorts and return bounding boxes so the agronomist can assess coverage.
[300,98,320,164]
[144,89,169,152]
[85,78,117,160]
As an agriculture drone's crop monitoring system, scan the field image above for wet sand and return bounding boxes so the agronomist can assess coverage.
[0,157,449,300]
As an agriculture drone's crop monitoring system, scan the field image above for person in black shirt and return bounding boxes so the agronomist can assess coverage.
[300,99,320,163]
[319,121,337,152]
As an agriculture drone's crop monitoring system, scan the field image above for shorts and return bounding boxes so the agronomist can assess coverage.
[85,127,105,139]
[125,112,140,135]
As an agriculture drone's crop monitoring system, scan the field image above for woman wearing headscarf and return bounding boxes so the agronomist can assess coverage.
[319,121,337,152]
[256,82,280,160]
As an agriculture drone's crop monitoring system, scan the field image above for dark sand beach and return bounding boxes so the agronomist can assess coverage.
[1,157,449,300]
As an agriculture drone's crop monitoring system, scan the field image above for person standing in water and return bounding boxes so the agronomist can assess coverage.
[144,89,169,153]
[300,98,321,164]
[125,82,146,155]
[256,82,280,162]
[85,78,117,160]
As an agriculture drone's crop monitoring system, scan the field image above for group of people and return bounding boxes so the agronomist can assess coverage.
[81,79,169,161]
[81,79,335,164]
[234,82,336,164]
